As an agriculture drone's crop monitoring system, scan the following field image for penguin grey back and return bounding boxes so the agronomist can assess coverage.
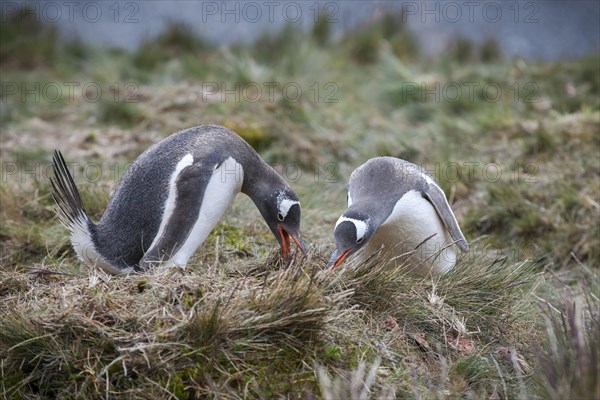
[92,125,276,269]
[347,157,468,252]
[330,156,468,272]
[346,157,430,225]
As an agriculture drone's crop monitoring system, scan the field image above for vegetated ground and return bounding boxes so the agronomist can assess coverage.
[1,12,599,399]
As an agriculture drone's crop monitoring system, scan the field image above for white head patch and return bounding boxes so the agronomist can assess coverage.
[420,172,434,185]
[335,216,368,241]
[278,196,300,219]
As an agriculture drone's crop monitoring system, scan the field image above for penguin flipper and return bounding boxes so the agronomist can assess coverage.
[422,183,469,252]
[139,162,211,270]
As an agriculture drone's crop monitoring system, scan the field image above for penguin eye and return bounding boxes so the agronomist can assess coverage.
[277,212,285,222]
[356,237,364,244]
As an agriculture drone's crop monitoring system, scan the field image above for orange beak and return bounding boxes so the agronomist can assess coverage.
[279,225,306,257]
[332,249,352,270]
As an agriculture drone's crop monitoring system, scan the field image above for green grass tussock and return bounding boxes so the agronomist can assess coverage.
[535,272,600,399]
[0,7,59,69]
[340,9,418,65]
[97,97,147,128]
[132,21,214,73]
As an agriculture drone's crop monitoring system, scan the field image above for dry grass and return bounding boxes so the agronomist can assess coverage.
[1,245,547,398]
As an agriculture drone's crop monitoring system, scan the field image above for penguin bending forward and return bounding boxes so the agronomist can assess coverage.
[329,157,469,275]
[51,125,306,274]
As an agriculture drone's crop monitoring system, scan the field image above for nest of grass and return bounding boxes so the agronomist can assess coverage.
[1,245,551,399]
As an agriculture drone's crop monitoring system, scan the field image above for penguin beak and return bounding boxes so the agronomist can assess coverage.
[329,248,352,270]
[278,225,306,257]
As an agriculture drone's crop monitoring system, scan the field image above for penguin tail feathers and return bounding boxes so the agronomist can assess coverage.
[50,150,92,233]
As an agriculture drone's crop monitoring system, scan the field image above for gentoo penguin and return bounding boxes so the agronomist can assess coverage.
[328,157,469,275]
[51,125,305,274]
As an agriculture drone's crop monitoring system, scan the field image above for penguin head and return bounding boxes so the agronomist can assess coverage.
[259,188,306,257]
[329,213,374,269]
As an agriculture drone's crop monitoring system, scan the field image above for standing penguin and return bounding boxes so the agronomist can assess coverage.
[51,125,305,274]
[329,157,468,275]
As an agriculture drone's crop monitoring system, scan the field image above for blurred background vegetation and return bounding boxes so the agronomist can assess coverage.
[1,5,598,268]
[0,3,598,399]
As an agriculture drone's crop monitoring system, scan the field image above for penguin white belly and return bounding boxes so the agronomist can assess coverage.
[363,190,457,275]
[169,157,244,267]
